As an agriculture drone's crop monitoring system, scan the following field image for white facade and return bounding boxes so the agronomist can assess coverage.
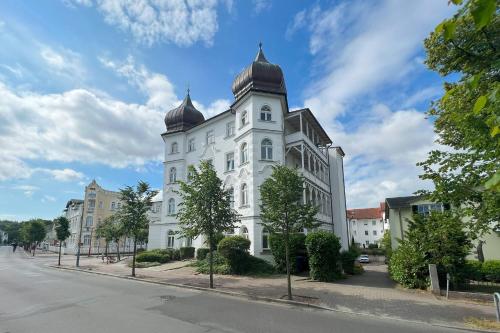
[63,199,84,254]
[347,206,387,247]
[149,49,348,258]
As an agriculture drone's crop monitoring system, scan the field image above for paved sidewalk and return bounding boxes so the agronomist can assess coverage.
[53,256,497,329]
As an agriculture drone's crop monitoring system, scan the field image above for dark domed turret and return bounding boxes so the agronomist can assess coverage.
[231,44,286,101]
[164,91,205,132]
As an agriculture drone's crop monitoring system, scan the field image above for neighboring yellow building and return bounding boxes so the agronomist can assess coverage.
[81,180,122,254]
[385,195,500,260]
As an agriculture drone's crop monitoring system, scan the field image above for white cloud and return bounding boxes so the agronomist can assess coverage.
[39,45,85,79]
[69,0,221,47]
[42,195,56,203]
[253,0,271,14]
[289,0,453,208]
[0,155,32,181]
[12,184,39,198]
[402,86,442,108]
[42,168,85,182]
[194,98,231,119]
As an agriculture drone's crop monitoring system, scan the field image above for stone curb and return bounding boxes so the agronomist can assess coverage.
[48,265,495,333]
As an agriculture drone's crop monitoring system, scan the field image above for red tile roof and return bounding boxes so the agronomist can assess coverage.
[346,207,382,220]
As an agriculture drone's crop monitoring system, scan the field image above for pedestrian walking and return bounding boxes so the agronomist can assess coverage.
[12,242,17,252]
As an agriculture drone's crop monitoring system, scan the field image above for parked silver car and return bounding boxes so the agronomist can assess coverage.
[358,255,370,263]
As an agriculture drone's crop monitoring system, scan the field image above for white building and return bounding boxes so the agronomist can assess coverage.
[347,205,387,248]
[63,199,84,253]
[0,229,8,244]
[148,46,349,258]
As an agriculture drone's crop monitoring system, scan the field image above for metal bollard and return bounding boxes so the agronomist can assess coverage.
[494,292,500,322]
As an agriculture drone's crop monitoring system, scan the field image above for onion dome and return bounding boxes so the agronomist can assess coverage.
[164,90,205,132]
[231,43,286,101]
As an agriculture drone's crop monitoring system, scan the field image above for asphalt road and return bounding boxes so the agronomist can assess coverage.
[0,246,477,333]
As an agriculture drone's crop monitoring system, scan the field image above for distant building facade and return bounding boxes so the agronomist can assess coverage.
[385,195,500,260]
[347,204,387,247]
[0,229,8,244]
[63,199,84,253]
[148,46,349,258]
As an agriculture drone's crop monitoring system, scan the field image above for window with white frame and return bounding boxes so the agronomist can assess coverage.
[168,198,176,215]
[167,230,175,248]
[241,111,248,126]
[260,105,272,121]
[240,143,248,164]
[262,227,270,249]
[226,152,234,171]
[187,166,195,181]
[226,122,235,137]
[228,187,234,208]
[186,237,192,247]
[364,230,369,236]
[372,220,376,225]
[171,142,178,153]
[83,235,91,245]
[261,139,273,160]
[188,138,195,152]
[206,130,215,144]
[111,202,116,210]
[85,215,93,226]
[169,167,177,183]
[373,230,377,236]
[241,226,249,239]
[241,183,248,206]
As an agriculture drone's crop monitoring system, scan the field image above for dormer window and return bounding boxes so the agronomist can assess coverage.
[171,142,178,154]
[260,105,272,121]
[241,111,248,126]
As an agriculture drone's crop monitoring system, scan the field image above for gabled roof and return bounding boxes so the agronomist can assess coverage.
[347,208,382,220]
[385,195,425,209]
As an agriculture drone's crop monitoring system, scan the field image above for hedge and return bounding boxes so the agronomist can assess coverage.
[217,236,251,274]
[180,246,195,259]
[460,260,500,283]
[135,249,180,263]
[305,231,342,281]
[340,249,358,275]
[269,233,307,273]
[196,248,210,260]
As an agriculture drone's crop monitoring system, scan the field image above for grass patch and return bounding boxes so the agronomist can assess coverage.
[127,261,162,268]
[464,317,500,330]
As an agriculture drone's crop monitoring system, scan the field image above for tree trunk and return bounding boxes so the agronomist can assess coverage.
[116,240,120,261]
[285,229,292,300]
[58,241,62,266]
[209,233,214,289]
[105,242,109,264]
[32,243,36,257]
[477,241,485,263]
[132,237,137,277]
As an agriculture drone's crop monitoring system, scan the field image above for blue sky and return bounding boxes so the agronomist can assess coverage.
[0,0,455,221]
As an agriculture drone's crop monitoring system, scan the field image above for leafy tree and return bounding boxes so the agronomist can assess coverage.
[116,181,157,276]
[20,221,47,256]
[381,230,392,261]
[418,0,499,239]
[176,161,238,288]
[55,217,71,266]
[260,165,318,300]
[389,212,471,288]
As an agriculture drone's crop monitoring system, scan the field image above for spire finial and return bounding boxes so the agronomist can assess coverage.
[186,82,190,96]
[259,41,262,50]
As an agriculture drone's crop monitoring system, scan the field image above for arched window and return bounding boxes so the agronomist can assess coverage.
[261,139,273,160]
[240,143,248,164]
[228,187,235,208]
[167,230,175,248]
[241,183,248,206]
[260,105,272,121]
[241,111,248,126]
[171,142,178,153]
[241,226,249,239]
[168,198,176,215]
[169,167,177,183]
[262,227,270,249]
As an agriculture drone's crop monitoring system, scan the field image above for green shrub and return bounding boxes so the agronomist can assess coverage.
[459,260,484,281]
[353,263,364,275]
[368,243,378,249]
[481,260,500,282]
[169,248,181,261]
[389,241,428,289]
[136,248,146,254]
[245,255,275,275]
[136,250,170,263]
[217,236,251,274]
[305,231,342,282]
[340,249,358,275]
[194,252,231,275]
[196,248,210,260]
[269,233,307,273]
[180,246,195,259]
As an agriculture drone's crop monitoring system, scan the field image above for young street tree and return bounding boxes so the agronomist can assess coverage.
[418,0,499,239]
[176,161,238,289]
[117,181,157,277]
[20,220,47,256]
[55,217,71,266]
[95,216,122,263]
[260,165,318,300]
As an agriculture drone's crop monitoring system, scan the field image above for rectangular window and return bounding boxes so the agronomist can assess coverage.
[364,230,368,236]
[373,230,377,236]
[226,122,235,137]
[85,216,93,227]
[83,235,91,245]
[262,234,269,249]
[98,201,103,209]
[226,152,234,171]
[188,138,195,152]
[372,220,376,226]
[111,202,116,210]
[206,130,215,144]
